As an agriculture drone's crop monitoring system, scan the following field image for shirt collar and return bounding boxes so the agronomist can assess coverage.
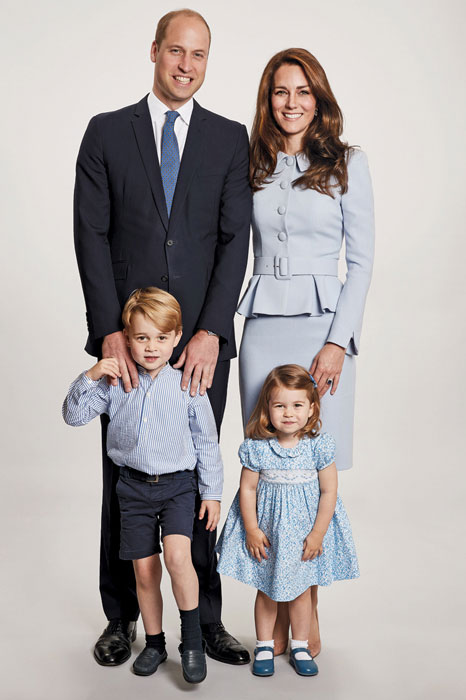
[136,362,171,379]
[147,90,193,127]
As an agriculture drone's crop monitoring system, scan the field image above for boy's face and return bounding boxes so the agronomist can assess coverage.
[124,311,181,379]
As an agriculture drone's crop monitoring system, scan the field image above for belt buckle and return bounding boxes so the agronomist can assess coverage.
[147,475,159,483]
[274,255,291,280]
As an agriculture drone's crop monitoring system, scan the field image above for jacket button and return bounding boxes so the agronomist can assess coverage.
[280,181,288,189]
[277,205,285,215]
[278,232,287,242]
[161,275,168,282]
[166,239,174,246]
[286,156,294,166]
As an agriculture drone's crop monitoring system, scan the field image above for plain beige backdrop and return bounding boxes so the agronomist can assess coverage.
[1,0,465,698]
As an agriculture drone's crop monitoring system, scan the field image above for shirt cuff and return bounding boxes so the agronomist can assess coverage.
[199,492,222,502]
[81,371,100,386]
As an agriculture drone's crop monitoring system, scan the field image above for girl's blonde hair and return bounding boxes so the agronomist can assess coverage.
[246,364,321,440]
[122,287,182,334]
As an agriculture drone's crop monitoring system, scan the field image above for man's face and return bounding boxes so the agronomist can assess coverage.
[151,16,210,109]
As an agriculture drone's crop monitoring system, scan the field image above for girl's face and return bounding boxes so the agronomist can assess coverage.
[268,386,313,439]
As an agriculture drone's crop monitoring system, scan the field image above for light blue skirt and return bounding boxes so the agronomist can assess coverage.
[239,313,356,470]
[216,478,359,602]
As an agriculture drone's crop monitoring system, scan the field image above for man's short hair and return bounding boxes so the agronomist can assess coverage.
[122,287,183,334]
[155,8,211,47]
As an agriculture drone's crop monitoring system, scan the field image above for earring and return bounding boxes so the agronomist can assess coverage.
[314,108,318,116]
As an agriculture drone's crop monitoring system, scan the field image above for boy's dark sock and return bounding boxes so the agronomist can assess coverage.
[145,631,166,653]
[179,607,203,652]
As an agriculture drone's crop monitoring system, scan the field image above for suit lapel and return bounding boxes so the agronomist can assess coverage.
[168,100,207,233]
[131,96,169,232]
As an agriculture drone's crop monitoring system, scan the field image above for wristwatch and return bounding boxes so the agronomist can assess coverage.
[201,329,219,337]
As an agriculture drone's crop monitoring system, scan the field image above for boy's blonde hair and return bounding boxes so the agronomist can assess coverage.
[122,288,182,334]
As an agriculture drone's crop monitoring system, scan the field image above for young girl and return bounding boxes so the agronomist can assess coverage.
[216,364,359,677]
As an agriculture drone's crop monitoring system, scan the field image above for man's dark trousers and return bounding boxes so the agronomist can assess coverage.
[74,96,251,625]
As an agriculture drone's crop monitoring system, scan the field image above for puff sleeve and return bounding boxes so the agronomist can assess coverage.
[313,433,337,471]
[238,439,261,472]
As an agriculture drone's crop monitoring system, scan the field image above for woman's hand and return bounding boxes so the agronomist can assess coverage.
[246,528,271,562]
[302,531,323,561]
[310,343,346,397]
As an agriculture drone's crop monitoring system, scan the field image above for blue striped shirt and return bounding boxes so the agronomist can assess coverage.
[63,363,223,500]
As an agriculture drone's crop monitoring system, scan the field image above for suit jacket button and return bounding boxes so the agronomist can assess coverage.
[161,275,168,282]
[278,205,286,215]
[166,239,174,246]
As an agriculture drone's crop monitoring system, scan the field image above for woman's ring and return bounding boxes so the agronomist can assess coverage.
[327,378,333,385]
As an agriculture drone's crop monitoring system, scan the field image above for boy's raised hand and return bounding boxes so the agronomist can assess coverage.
[199,500,221,531]
[302,531,323,561]
[246,528,271,562]
[86,358,121,382]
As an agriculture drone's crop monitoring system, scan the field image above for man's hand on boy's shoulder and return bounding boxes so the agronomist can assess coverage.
[198,500,221,531]
[86,358,121,383]
[102,330,139,392]
[174,330,219,397]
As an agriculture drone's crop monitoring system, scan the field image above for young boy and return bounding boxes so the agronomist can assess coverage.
[63,287,223,684]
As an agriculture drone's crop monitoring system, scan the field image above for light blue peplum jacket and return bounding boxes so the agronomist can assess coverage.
[237,148,375,355]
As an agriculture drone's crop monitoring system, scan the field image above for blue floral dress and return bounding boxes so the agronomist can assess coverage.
[216,433,359,601]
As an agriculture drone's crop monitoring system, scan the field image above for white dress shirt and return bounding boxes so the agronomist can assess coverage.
[147,90,193,163]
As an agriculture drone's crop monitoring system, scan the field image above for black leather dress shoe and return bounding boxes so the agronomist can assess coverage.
[132,647,167,676]
[93,619,137,666]
[178,643,207,684]
[201,622,250,665]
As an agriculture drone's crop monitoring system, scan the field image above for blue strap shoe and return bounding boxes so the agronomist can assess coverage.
[252,646,274,676]
[289,648,318,676]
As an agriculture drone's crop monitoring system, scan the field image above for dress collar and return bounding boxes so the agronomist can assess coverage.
[274,151,310,175]
[269,436,309,458]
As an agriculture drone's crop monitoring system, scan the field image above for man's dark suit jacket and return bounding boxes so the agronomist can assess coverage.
[74,96,251,360]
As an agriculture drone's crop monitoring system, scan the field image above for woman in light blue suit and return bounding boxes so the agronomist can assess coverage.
[238,48,374,656]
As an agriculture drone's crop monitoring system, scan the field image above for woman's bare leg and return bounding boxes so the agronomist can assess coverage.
[308,585,321,657]
[272,602,290,656]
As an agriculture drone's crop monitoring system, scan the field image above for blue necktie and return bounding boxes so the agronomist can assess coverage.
[160,110,180,216]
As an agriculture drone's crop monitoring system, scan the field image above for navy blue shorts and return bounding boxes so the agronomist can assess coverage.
[116,467,197,560]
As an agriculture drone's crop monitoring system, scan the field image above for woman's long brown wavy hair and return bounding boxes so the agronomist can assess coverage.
[246,365,321,440]
[250,48,351,196]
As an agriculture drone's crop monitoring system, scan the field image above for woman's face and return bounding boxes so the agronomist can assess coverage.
[271,64,316,149]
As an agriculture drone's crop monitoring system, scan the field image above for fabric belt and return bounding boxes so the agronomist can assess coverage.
[121,466,194,483]
[253,256,338,280]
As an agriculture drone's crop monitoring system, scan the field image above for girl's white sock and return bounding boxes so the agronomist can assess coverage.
[291,639,312,660]
[255,639,274,661]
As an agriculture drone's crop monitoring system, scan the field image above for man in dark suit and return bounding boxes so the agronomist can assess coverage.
[74,9,251,667]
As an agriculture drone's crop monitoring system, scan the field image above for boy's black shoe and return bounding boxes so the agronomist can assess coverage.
[93,619,137,666]
[132,647,168,676]
[201,622,250,665]
[178,642,207,684]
